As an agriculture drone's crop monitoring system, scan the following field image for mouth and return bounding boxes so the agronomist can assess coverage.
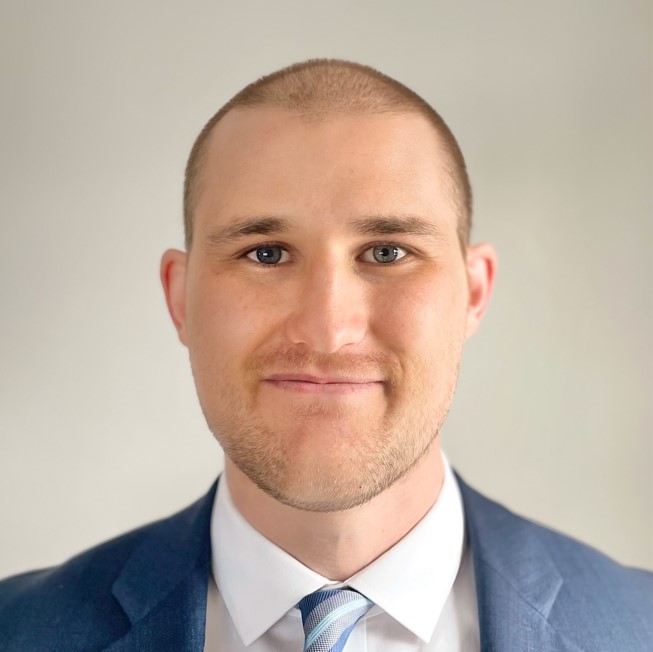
[263,373,384,395]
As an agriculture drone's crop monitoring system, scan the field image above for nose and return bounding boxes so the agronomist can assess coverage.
[284,259,368,354]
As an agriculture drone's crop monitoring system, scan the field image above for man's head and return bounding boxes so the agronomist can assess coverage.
[183,59,472,252]
[162,59,495,512]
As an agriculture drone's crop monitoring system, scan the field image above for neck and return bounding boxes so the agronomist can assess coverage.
[224,441,444,581]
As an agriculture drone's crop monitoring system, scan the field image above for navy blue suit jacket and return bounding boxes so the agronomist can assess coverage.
[1,474,652,651]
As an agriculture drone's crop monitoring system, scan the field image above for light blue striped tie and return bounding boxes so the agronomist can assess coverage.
[298,588,374,652]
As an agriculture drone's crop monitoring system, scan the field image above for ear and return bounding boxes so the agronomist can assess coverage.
[160,248,189,346]
[464,243,497,339]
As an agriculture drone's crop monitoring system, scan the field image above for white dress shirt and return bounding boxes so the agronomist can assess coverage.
[204,454,479,651]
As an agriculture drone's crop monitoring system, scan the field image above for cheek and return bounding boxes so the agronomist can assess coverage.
[186,274,287,368]
[187,278,247,363]
[371,273,467,355]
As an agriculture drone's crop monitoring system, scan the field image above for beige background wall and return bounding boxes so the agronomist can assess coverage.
[1,0,651,578]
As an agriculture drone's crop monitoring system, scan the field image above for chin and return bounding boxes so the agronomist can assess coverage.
[232,440,415,513]
[257,473,389,513]
[210,392,444,512]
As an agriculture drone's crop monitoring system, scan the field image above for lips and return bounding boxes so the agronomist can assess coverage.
[263,373,384,394]
[266,373,379,384]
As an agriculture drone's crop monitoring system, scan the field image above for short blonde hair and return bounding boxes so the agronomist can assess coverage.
[183,59,472,250]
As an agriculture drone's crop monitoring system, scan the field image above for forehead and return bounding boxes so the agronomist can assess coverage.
[194,108,459,237]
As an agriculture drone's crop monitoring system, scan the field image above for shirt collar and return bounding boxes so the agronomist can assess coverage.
[346,455,465,642]
[211,453,465,646]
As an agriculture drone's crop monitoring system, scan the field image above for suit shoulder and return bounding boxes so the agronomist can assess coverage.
[506,497,652,589]
[534,517,653,650]
[533,514,653,611]
[0,508,187,650]
[0,526,151,650]
[0,524,143,605]
[457,474,653,650]
[458,472,652,581]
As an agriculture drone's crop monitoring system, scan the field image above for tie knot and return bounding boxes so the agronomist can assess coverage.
[298,588,374,652]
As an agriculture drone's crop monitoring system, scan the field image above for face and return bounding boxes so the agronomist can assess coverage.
[163,108,494,512]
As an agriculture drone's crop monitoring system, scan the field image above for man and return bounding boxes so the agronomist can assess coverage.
[0,59,651,651]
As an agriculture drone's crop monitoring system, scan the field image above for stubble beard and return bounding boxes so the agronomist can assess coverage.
[194,345,463,513]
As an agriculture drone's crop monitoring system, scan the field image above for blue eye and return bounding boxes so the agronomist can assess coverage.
[361,245,407,264]
[246,245,289,265]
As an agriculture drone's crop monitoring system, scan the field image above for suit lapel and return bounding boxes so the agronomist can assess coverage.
[456,474,581,652]
[105,481,218,652]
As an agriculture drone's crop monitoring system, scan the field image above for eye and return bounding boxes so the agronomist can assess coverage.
[360,244,407,264]
[245,245,289,265]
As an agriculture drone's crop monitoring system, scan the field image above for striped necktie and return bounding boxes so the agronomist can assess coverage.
[297,588,374,652]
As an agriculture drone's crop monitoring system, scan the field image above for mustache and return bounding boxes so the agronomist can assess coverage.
[248,349,401,384]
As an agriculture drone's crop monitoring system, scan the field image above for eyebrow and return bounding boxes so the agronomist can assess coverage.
[350,215,443,239]
[205,216,292,246]
[204,213,443,246]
